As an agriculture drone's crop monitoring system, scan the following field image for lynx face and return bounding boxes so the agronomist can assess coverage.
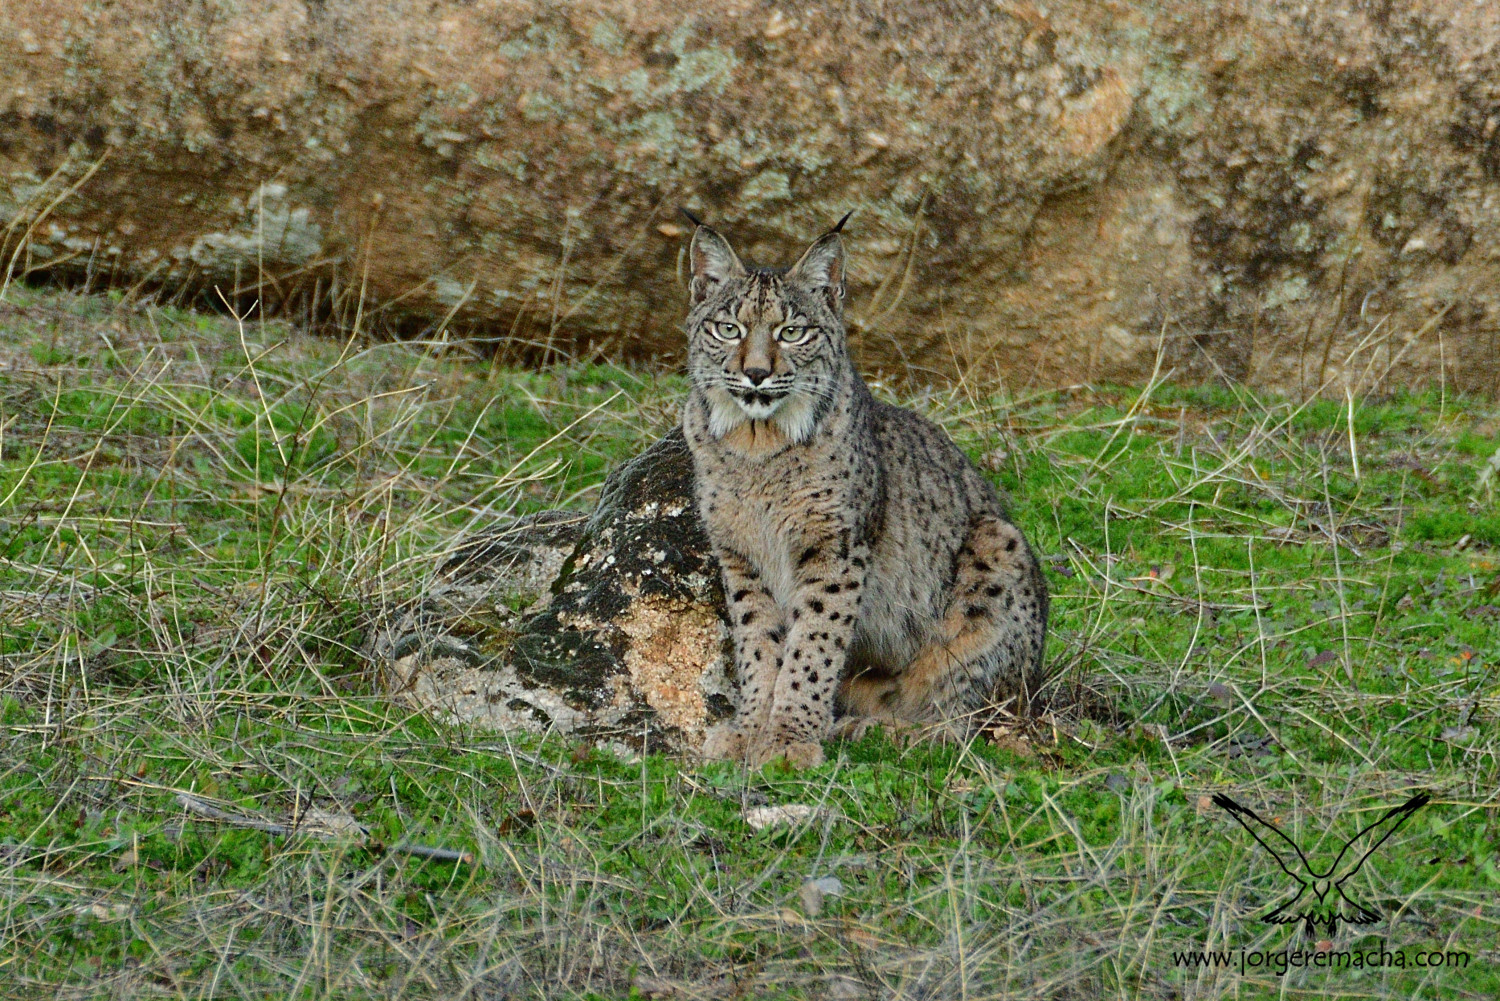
[684,226,850,444]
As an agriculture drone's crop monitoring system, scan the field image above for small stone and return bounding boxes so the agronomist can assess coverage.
[812,874,844,897]
[799,879,825,916]
[744,803,824,831]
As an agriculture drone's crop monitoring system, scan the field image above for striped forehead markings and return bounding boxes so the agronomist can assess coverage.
[733,273,791,326]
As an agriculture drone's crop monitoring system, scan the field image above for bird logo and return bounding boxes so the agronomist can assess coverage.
[1213,792,1431,937]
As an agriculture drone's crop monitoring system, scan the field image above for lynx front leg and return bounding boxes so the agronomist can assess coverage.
[701,549,786,763]
[748,542,869,769]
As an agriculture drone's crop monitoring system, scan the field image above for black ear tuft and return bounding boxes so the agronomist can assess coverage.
[678,205,705,229]
[830,210,854,234]
[688,225,746,305]
[788,230,847,310]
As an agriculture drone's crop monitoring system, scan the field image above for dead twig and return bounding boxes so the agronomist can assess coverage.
[175,792,473,864]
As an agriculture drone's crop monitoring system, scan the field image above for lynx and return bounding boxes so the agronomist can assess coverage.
[682,215,1048,769]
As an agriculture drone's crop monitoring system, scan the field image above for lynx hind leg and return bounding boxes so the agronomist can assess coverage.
[887,515,1047,728]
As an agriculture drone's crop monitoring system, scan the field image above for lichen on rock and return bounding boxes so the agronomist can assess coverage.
[371,429,734,753]
[3,0,1497,397]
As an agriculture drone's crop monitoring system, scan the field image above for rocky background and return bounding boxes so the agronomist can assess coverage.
[2,0,1498,397]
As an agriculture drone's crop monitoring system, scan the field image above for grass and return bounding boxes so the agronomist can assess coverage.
[0,281,1496,999]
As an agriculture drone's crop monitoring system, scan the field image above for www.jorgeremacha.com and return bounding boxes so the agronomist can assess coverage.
[1172,947,1471,976]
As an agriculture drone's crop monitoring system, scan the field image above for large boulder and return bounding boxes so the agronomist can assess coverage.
[373,429,735,752]
[2,0,1497,396]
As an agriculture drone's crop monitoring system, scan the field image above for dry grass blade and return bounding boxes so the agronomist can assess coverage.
[0,282,1494,999]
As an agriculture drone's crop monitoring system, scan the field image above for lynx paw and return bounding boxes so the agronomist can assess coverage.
[831,713,918,745]
[747,738,826,771]
[831,714,963,747]
[700,722,753,763]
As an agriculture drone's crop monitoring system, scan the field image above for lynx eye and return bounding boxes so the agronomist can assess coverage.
[708,320,744,342]
[777,324,813,345]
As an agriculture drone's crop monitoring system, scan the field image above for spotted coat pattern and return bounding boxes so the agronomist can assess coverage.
[681,223,1048,769]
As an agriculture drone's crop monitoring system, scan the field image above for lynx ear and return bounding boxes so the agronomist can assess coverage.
[688,225,746,305]
[788,221,848,310]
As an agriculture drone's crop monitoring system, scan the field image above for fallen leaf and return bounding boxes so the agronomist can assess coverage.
[498,809,536,835]
[799,875,845,916]
[297,806,365,840]
[633,974,682,999]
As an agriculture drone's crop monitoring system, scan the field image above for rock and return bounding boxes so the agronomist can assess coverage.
[3,1,1497,397]
[372,428,734,752]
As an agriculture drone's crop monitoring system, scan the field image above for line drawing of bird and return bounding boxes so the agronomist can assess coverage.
[1213,791,1431,937]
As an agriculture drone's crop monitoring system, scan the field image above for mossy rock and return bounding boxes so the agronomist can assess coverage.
[372,429,734,752]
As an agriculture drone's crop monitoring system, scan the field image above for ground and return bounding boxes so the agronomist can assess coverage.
[0,283,1496,999]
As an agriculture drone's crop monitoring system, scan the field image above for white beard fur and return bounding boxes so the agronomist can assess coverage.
[705,386,819,445]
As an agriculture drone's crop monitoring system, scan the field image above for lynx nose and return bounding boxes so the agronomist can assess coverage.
[743,367,772,386]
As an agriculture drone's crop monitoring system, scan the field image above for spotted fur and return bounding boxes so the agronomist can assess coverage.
[683,221,1048,770]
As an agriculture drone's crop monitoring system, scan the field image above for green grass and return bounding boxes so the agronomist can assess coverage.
[0,282,1496,999]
